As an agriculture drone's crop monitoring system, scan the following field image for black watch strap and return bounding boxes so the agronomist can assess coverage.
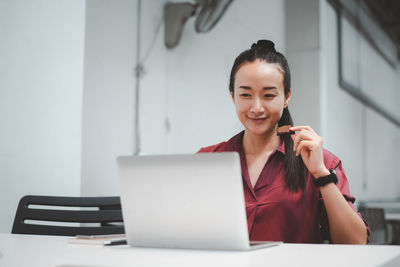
[313,169,338,187]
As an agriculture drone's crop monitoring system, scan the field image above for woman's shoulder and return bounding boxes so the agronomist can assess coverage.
[197,142,229,153]
[197,131,244,153]
[323,148,342,169]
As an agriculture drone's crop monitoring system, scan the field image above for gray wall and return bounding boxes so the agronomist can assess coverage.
[286,0,400,201]
[320,1,400,200]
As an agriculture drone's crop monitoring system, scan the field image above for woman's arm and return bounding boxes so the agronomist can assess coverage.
[290,125,367,244]
[319,177,367,244]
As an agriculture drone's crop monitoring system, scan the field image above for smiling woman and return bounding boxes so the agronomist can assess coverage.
[234,62,288,137]
[232,61,292,188]
[198,40,370,244]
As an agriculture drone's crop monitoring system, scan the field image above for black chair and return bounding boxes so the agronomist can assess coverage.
[386,219,400,245]
[358,206,388,244]
[12,195,124,236]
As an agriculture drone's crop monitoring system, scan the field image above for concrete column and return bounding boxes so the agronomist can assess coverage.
[285,0,321,133]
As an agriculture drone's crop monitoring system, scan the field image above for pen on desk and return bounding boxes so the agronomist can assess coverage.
[103,238,127,246]
[76,234,125,239]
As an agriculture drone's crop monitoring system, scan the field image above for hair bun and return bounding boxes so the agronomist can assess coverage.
[251,40,276,52]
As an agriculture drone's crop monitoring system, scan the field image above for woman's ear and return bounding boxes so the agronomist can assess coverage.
[284,89,292,108]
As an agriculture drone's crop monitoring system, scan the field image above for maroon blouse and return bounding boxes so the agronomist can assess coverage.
[198,131,369,243]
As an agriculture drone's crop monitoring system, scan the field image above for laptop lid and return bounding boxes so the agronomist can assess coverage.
[117,152,251,250]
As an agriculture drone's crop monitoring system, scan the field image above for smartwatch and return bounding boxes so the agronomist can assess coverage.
[313,169,338,187]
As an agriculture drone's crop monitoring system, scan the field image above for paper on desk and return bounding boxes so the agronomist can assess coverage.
[68,234,126,245]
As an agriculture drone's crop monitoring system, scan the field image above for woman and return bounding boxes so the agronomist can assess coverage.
[198,40,369,244]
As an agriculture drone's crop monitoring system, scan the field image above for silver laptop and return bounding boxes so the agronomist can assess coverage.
[117,152,281,250]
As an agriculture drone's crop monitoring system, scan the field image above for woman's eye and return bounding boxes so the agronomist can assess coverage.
[240,94,251,97]
[264,94,275,98]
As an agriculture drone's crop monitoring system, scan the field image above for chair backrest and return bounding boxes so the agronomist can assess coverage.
[386,219,400,245]
[358,206,387,244]
[12,195,124,236]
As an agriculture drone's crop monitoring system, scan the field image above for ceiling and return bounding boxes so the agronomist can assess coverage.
[364,0,400,58]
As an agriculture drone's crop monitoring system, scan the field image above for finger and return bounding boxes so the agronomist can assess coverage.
[293,134,302,151]
[305,126,317,135]
[289,125,307,132]
[290,125,317,135]
[290,133,296,142]
[298,129,316,139]
[296,140,315,156]
[293,130,315,151]
[300,129,323,148]
[293,131,311,151]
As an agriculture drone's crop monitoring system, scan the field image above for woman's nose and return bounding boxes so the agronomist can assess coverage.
[250,98,265,114]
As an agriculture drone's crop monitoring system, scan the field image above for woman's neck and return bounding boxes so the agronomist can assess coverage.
[242,129,281,156]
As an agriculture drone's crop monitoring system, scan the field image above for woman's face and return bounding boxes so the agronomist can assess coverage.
[232,60,290,136]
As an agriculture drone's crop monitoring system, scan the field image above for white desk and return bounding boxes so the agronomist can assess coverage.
[1,233,399,267]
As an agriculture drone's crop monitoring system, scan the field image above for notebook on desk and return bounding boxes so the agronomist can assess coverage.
[116,152,281,251]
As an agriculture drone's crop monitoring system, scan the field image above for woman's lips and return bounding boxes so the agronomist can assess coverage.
[248,117,267,124]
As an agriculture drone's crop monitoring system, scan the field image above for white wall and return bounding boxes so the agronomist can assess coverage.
[80,0,286,195]
[0,0,85,232]
[80,0,136,196]
[141,0,286,154]
[161,0,286,153]
[286,0,321,132]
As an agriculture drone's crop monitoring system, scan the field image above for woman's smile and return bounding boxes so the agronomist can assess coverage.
[248,116,268,124]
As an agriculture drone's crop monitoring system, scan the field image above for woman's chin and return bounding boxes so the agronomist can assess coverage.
[245,126,273,136]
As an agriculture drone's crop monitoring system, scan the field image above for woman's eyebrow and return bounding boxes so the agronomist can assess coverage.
[238,86,277,90]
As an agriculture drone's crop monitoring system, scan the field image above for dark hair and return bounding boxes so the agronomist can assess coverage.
[229,40,307,192]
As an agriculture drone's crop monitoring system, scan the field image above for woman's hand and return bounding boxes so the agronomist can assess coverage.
[290,126,330,178]
[290,125,368,244]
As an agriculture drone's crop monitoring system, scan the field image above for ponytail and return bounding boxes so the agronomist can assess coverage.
[279,107,307,192]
